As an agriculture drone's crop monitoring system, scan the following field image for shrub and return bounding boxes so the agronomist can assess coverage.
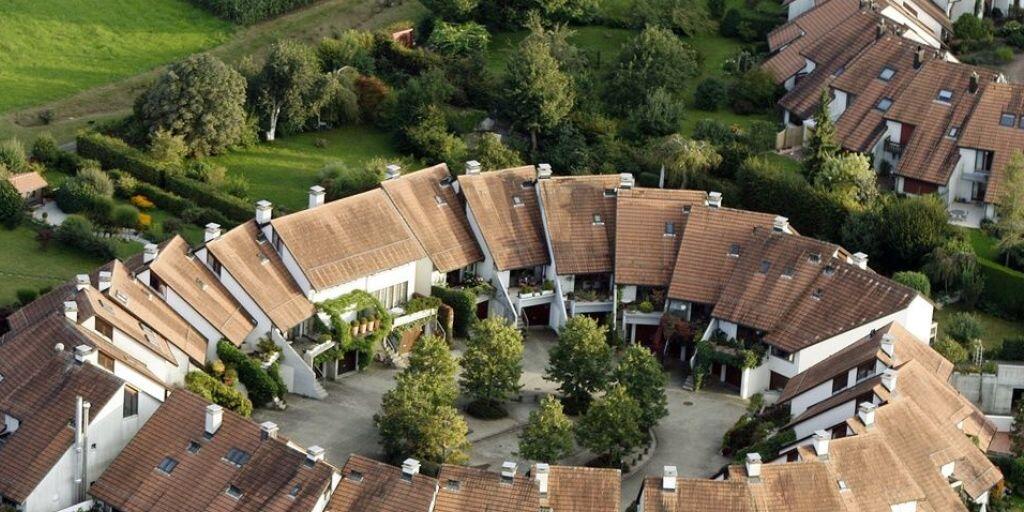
[707,0,725,18]
[0,139,28,172]
[222,174,250,199]
[15,288,38,305]
[428,21,491,57]
[0,181,23,229]
[694,77,728,111]
[933,338,969,365]
[1000,336,1024,361]
[185,371,253,417]
[138,213,153,229]
[30,133,61,164]
[693,118,735,146]
[185,0,317,24]
[743,121,777,153]
[111,204,141,228]
[628,87,685,138]
[946,312,984,344]
[130,195,155,210]
[432,285,477,337]
[217,340,286,407]
[185,161,227,185]
[55,215,116,259]
[892,271,931,297]
[729,69,780,114]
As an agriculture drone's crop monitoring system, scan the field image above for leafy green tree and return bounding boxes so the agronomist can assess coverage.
[135,54,247,156]
[608,26,699,112]
[649,135,723,189]
[953,15,994,51]
[504,36,575,150]
[519,394,575,463]
[628,87,685,138]
[148,129,188,164]
[422,0,480,20]
[404,106,468,167]
[418,404,471,464]
[0,139,28,172]
[547,316,612,413]
[0,180,23,229]
[317,160,382,201]
[111,204,140,228]
[614,346,668,431]
[892,271,931,297]
[575,385,644,466]
[307,71,360,128]
[877,195,950,270]
[945,312,984,344]
[707,0,726,18]
[317,30,376,72]
[1012,401,1024,454]
[475,133,523,171]
[922,237,979,294]
[804,89,839,181]
[461,317,524,414]
[997,152,1024,266]
[814,153,877,205]
[694,77,727,111]
[251,40,322,141]
[408,335,460,406]
[933,338,968,365]
[428,21,491,57]
[728,69,779,114]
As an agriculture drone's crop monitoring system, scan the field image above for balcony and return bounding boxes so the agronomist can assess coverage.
[566,290,614,315]
[883,139,905,157]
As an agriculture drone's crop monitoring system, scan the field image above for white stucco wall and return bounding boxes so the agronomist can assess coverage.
[80,316,188,387]
[787,0,816,19]
[276,240,315,297]
[792,400,859,440]
[309,261,417,304]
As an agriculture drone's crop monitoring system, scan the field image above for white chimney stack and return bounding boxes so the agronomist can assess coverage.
[401,458,420,481]
[308,186,326,210]
[74,345,96,366]
[205,404,223,437]
[306,445,325,464]
[259,421,279,440]
[255,200,273,225]
[881,334,895,358]
[143,243,159,264]
[500,461,517,484]
[707,191,723,208]
[465,160,482,175]
[858,402,876,427]
[537,163,552,180]
[536,463,550,495]
[882,368,897,392]
[773,216,789,233]
[812,430,831,459]
[204,223,222,243]
[851,252,869,270]
[64,301,79,323]
[385,164,402,180]
[97,271,112,293]
[619,173,635,190]
[745,453,762,481]
[75,274,90,291]
[662,465,678,491]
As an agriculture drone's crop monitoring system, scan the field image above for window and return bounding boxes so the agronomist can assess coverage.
[808,252,822,264]
[349,471,364,482]
[446,479,461,491]
[289,484,301,497]
[207,252,222,275]
[592,214,604,225]
[150,274,167,297]
[1019,116,1024,129]
[770,346,794,362]
[187,441,201,454]
[936,89,953,103]
[373,281,409,310]
[123,386,138,418]
[878,67,896,81]
[98,351,115,372]
[782,265,795,278]
[728,244,741,257]
[811,288,824,300]
[1001,113,1016,127]
[947,126,959,139]
[512,195,524,207]
[226,485,243,500]
[876,98,893,112]
[758,260,771,274]
[664,222,676,237]
[603,188,616,197]
[856,361,875,381]
[157,457,178,474]
[225,447,251,467]
[95,318,114,339]
[682,205,692,214]
[832,372,849,393]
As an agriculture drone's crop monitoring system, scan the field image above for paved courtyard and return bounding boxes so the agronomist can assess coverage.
[255,329,747,510]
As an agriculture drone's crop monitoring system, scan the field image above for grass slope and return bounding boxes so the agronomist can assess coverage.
[935,302,1024,354]
[0,226,105,306]
[0,0,232,113]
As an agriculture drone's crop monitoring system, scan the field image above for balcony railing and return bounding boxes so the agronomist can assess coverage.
[883,139,905,157]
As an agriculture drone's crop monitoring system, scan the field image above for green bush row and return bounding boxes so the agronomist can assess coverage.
[186,0,316,24]
[431,286,477,338]
[217,340,287,407]
[978,259,1024,318]
[185,370,254,417]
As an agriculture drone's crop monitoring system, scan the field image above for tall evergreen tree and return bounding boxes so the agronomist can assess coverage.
[803,89,839,181]
[504,35,575,151]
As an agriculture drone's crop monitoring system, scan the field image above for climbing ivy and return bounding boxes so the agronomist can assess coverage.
[318,290,393,369]
[692,331,767,391]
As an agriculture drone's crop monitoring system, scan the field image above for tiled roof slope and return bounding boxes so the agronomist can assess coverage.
[458,166,550,272]
[7,171,47,195]
[727,461,848,511]
[205,221,315,331]
[641,477,756,512]
[821,432,930,510]
[896,359,997,451]
[148,236,254,346]
[789,375,886,425]
[537,465,621,512]
[4,281,76,332]
[958,82,1024,203]
[90,390,337,512]
[764,0,864,81]
[380,164,484,273]
[271,188,426,290]
[0,350,121,502]
[325,455,438,512]
[76,286,178,364]
[538,175,621,275]
[614,188,706,287]
[434,465,539,512]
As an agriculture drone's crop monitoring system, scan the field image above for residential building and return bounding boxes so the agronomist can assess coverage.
[6,171,47,205]
[779,0,969,48]
[325,455,439,512]
[89,390,340,512]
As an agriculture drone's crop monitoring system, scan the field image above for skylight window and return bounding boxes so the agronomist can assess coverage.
[878,67,896,81]
[947,126,959,139]
[157,457,178,474]
[876,98,893,112]
[782,266,795,278]
[1019,116,1024,130]
[808,253,822,264]
[434,195,448,206]
[349,471,364,482]
[1001,113,1016,127]
[592,214,604,225]
[290,484,302,497]
[759,260,771,274]
[187,441,201,454]
[936,89,953,103]
[512,196,524,207]
[439,176,454,188]
[682,205,692,214]
[224,448,251,467]
[728,244,741,257]
[446,480,461,491]
[226,485,243,500]
[603,188,616,197]
[812,288,824,300]
[664,222,676,237]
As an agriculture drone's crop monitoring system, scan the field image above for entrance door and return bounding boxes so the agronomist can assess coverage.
[338,350,358,374]
[724,364,742,388]
[476,300,489,320]
[524,304,550,327]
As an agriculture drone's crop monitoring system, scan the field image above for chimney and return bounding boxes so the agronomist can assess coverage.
[204,223,222,243]
[745,453,762,481]
[913,46,925,69]
[465,160,482,175]
[881,368,897,392]
[881,334,895,358]
[74,345,97,366]
[64,301,79,323]
[500,461,517,484]
[858,402,876,427]
[851,252,868,270]
[969,71,980,94]
[97,271,112,293]
[74,396,91,502]
[55,343,65,353]
[706,191,723,208]
[662,465,678,491]
[772,216,789,233]
[259,421,279,441]
[537,163,553,180]
[619,173,635,190]
[536,463,550,496]
[812,430,831,459]
[255,200,273,225]
[308,186,326,210]
[205,404,223,437]
[876,20,886,40]
[143,243,159,264]
[306,445,325,464]
[401,458,420,481]
[385,164,402,180]
[75,274,90,291]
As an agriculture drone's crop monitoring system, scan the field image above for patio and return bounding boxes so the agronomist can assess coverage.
[948,200,988,228]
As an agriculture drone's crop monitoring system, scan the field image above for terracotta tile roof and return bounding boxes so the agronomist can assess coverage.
[206,221,315,331]
[831,36,931,152]
[434,464,539,512]
[90,390,337,512]
[76,286,178,364]
[380,164,483,273]
[536,465,621,512]
[824,432,930,510]
[270,189,426,290]
[325,455,438,512]
[537,175,621,275]
[764,0,865,82]
[957,82,1024,203]
[886,59,998,187]
[458,166,550,271]
[666,205,778,305]
[4,281,76,332]
[641,477,756,511]
[148,236,254,346]
[895,359,997,451]
[777,13,885,119]
[6,171,47,195]
[729,461,849,511]
[614,188,706,287]
[0,349,122,502]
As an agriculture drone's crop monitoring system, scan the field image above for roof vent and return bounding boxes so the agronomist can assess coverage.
[143,243,159,264]
[205,223,223,243]
[306,445,325,465]
[706,191,722,208]
[465,160,482,175]
[259,421,279,440]
[402,458,420,481]
[385,164,402,180]
[619,173,634,190]
[537,163,553,179]
[255,200,273,225]
[500,461,517,484]
[913,45,925,69]
[662,465,678,491]
[858,402,876,427]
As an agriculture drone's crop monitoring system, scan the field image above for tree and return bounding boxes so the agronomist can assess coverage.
[135,54,247,156]
[252,40,321,141]
[421,0,479,20]
[376,361,469,464]
[306,72,360,128]
[504,36,575,150]
[403,106,468,167]
[694,77,727,111]
[628,87,685,138]
[728,69,780,115]
[111,204,140,228]
[649,135,723,189]
[945,312,984,344]
[461,317,524,415]
[997,152,1024,266]
[148,129,188,163]
[317,31,376,73]
[933,338,968,365]
[892,271,931,297]
[407,335,459,406]
[804,89,838,181]
[922,236,979,294]
[877,195,950,270]
[519,394,575,463]
[417,404,471,464]
[614,346,668,431]
[0,180,23,229]
[575,385,644,467]
[475,133,523,171]
[428,21,491,57]
[0,138,28,172]
[608,26,699,112]
[546,316,612,413]
[814,153,877,205]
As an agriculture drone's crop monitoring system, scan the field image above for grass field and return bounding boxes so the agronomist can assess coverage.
[204,125,403,211]
[935,303,1024,354]
[0,226,105,306]
[0,0,232,113]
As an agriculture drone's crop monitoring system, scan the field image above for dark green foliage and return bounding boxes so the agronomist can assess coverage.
[0,139,28,173]
[371,34,444,82]
[933,338,969,365]
[431,285,477,337]
[251,40,324,139]
[318,31,376,73]
[77,132,165,184]
[15,288,38,305]
[30,134,61,166]
[892,271,931,297]
[693,119,735,146]
[631,0,712,36]
[614,346,668,430]
[474,133,523,171]
[519,394,574,462]
[55,215,116,259]
[744,121,777,154]
[186,0,316,24]
[428,21,490,57]
[185,371,254,416]
[607,26,700,113]
[874,195,951,271]
[1000,336,1024,361]
[729,69,780,115]
[707,0,726,18]
[422,0,479,21]
[0,181,23,229]
[403,106,467,167]
[111,204,140,228]
[719,8,743,37]
[694,77,728,111]
[946,312,985,344]
[504,34,575,149]
[736,157,848,241]
[547,316,612,414]
[627,87,685,138]
[575,385,644,466]
[217,340,287,408]
[953,14,994,51]
[164,173,251,221]
[317,161,381,201]
[460,317,524,415]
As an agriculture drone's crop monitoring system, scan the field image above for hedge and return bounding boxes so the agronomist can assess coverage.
[431,286,477,338]
[978,259,1024,319]
[185,370,254,417]
[165,173,251,221]
[186,0,316,24]
[1000,336,1024,361]
[217,340,286,407]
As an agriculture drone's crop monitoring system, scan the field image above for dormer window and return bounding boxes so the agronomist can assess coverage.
[782,265,795,278]
[289,484,301,497]
[683,205,692,214]
[603,188,616,197]
[823,265,837,276]
[520,180,535,189]
[446,479,461,491]
[592,214,604,225]
[187,441,201,454]
[512,196,524,207]
[808,252,822,264]
[936,89,953,103]
[664,222,676,237]
[224,447,251,467]
[1001,113,1016,127]
[947,126,959,139]
[439,176,454,188]
[876,98,893,112]
[811,288,824,300]
[878,67,896,81]
[349,470,364,482]
[226,485,243,500]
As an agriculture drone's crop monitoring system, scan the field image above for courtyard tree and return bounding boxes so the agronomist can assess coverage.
[408,335,460,406]
[518,395,575,463]
[996,152,1024,266]
[461,317,524,418]
[251,40,321,141]
[575,385,644,468]
[417,404,471,465]
[546,316,612,414]
[504,35,575,151]
[803,89,839,182]
[614,346,668,431]
[375,370,469,465]
[134,54,247,156]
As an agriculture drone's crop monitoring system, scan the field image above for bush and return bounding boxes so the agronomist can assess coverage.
[30,133,61,164]
[15,288,38,305]
[466,399,508,419]
[892,271,931,297]
[432,285,477,337]
[428,21,491,57]
[996,46,1016,63]
[0,139,28,172]
[130,195,155,210]
[933,338,969,365]
[694,77,728,111]
[707,0,725,18]
[729,69,780,115]
[185,371,254,417]
[185,0,316,24]
[1000,336,1024,361]
[111,204,141,228]
[217,340,286,407]
[55,215,116,259]
[743,121,777,154]
[946,311,984,344]
[693,118,735,146]
[0,181,23,229]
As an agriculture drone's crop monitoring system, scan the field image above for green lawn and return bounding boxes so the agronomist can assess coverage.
[0,226,106,306]
[204,125,402,211]
[935,302,1024,354]
[0,0,232,113]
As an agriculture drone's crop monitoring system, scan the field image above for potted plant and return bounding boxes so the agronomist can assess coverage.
[371,314,380,331]
[542,280,554,292]
[359,317,369,335]
[350,320,359,337]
